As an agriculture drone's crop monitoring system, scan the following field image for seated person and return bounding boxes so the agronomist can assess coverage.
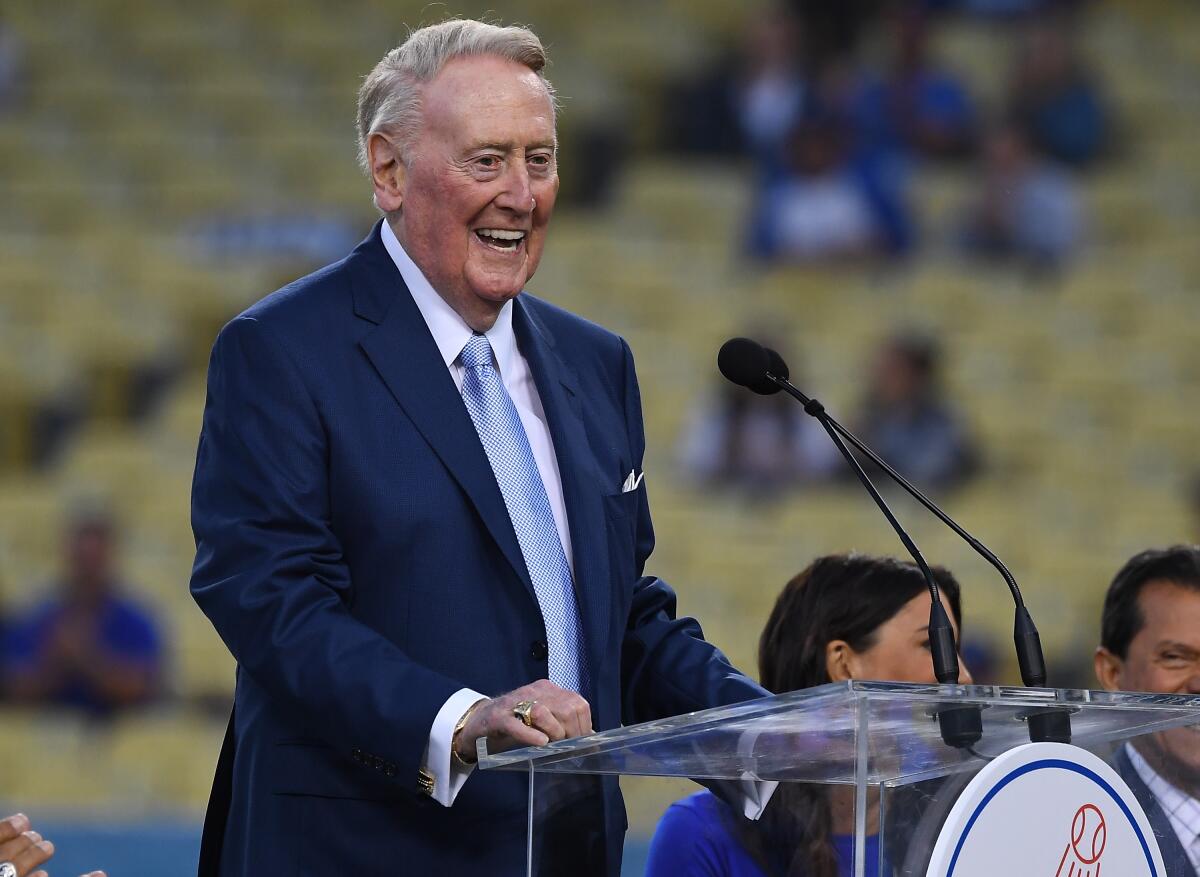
[680,341,840,497]
[1006,17,1109,168]
[646,554,971,877]
[1094,546,1200,876]
[854,332,979,492]
[3,508,162,716]
[959,124,1082,272]
[747,111,912,263]
[850,7,978,162]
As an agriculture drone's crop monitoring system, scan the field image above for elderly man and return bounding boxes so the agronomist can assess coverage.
[1094,546,1200,876]
[190,18,767,877]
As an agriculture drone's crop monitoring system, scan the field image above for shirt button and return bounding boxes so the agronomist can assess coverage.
[530,640,548,661]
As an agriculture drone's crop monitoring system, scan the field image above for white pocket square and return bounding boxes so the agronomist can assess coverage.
[621,469,645,493]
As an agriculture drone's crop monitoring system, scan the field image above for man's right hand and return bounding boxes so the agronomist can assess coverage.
[454,679,593,764]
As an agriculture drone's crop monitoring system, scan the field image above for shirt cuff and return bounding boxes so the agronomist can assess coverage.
[421,687,487,807]
[740,776,779,820]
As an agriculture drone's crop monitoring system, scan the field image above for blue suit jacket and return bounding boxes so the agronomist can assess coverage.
[190,221,767,876]
[1113,745,1197,877]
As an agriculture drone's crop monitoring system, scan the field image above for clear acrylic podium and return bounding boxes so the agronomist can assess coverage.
[480,681,1200,876]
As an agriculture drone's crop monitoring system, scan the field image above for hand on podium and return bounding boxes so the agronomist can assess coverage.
[453,679,594,764]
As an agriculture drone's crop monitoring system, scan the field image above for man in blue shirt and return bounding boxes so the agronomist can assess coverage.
[3,508,162,715]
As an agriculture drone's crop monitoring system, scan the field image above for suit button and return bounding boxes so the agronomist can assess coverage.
[351,748,363,763]
[530,640,548,661]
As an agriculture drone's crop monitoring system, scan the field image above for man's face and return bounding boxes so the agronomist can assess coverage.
[1096,580,1200,784]
[388,55,559,332]
[66,524,114,601]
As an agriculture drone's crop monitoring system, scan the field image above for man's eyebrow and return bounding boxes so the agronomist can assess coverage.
[464,139,556,153]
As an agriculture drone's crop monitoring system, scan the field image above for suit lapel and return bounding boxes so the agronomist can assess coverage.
[350,225,535,601]
[1116,746,1196,875]
[514,298,613,687]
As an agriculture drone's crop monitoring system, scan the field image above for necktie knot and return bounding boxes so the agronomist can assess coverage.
[459,334,494,371]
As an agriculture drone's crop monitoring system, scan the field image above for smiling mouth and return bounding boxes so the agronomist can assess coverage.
[474,228,527,253]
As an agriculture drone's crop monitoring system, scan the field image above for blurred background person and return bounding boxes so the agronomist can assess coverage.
[645,554,970,877]
[1006,14,1111,169]
[852,331,979,492]
[737,6,809,171]
[2,508,163,716]
[0,18,24,113]
[680,338,839,498]
[747,109,911,263]
[1094,546,1200,876]
[960,123,1082,272]
[848,5,978,164]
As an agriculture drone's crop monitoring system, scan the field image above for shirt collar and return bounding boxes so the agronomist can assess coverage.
[381,219,517,375]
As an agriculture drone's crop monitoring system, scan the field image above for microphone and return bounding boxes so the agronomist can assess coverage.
[717,337,1068,746]
[718,339,964,688]
[718,337,787,396]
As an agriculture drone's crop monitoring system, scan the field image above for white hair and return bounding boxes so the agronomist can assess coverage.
[356,18,555,174]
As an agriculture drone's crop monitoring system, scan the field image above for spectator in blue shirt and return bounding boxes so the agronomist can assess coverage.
[850,7,978,162]
[3,508,162,716]
[646,554,971,877]
[1007,17,1109,168]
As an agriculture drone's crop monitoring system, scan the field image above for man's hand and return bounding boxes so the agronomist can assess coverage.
[0,813,107,877]
[453,679,593,763]
[0,813,53,877]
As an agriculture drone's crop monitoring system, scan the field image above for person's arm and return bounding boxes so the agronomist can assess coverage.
[190,315,467,794]
[420,688,487,806]
[614,339,770,725]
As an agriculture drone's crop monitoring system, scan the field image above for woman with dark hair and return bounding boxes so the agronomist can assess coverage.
[645,553,971,877]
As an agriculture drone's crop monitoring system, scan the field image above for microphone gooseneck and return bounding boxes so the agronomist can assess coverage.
[721,338,962,687]
[716,336,1065,746]
[763,360,1048,690]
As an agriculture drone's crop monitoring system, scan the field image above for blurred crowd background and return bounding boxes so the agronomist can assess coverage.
[0,0,1198,873]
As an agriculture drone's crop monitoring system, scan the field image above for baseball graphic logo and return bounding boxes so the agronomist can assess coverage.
[926,742,1165,877]
[1056,803,1107,877]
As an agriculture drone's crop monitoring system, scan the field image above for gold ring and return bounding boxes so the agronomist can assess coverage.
[513,700,537,727]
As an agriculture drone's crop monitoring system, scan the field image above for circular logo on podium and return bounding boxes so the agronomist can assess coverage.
[927,742,1165,877]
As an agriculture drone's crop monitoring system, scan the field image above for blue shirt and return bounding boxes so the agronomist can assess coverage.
[3,591,162,714]
[646,791,881,877]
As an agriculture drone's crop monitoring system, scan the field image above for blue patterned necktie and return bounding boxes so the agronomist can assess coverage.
[458,333,586,693]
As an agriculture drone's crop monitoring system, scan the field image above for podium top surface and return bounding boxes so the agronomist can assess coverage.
[478,681,1200,785]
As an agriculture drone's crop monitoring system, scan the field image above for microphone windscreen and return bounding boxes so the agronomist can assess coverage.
[718,338,770,390]
[752,348,790,395]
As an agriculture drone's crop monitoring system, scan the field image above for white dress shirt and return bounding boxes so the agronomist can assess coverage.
[1126,743,1200,872]
[382,221,574,806]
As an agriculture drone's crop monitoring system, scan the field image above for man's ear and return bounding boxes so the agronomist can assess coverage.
[369,133,406,213]
[1094,646,1124,691]
[826,640,856,683]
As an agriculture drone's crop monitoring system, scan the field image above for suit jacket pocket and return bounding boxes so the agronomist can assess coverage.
[271,741,405,801]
